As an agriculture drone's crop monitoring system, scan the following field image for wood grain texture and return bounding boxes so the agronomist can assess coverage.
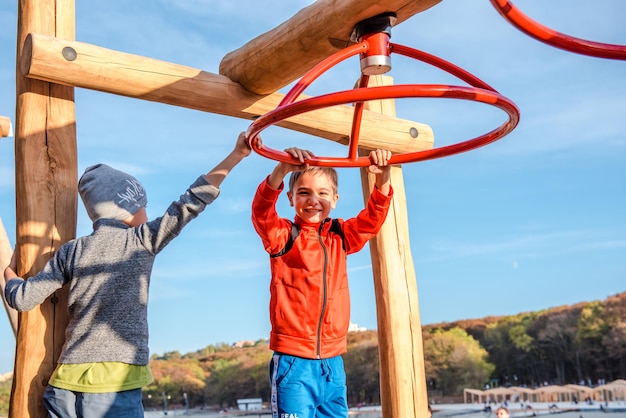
[21,33,434,154]
[220,0,442,94]
[11,0,76,416]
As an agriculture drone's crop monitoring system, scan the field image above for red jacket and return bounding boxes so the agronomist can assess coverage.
[251,177,393,359]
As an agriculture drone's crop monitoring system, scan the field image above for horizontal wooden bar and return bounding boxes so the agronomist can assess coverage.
[21,33,434,154]
[220,0,441,94]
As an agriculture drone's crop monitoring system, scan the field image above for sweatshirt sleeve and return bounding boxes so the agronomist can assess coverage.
[251,176,293,255]
[4,245,71,311]
[140,175,221,254]
[341,185,394,254]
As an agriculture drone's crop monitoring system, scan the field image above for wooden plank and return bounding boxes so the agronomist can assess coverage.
[0,116,11,137]
[21,33,434,154]
[11,0,76,416]
[220,0,442,94]
[359,75,428,418]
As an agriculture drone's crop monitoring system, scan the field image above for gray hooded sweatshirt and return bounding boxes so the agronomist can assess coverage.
[5,175,219,365]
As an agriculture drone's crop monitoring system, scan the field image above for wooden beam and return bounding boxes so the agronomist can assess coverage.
[220,0,442,94]
[20,33,434,154]
[0,116,11,137]
[12,0,76,416]
[360,75,428,418]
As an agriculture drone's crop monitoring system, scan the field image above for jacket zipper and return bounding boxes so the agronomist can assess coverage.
[315,220,329,359]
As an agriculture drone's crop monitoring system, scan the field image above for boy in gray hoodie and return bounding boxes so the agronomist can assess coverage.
[3,132,250,418]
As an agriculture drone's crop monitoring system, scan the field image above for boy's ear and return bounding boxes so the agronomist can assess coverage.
[123,207,148,227]
[331,193,339,209]
[286,191,294,207]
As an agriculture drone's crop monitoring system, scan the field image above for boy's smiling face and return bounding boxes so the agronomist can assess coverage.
[287,170,339,224]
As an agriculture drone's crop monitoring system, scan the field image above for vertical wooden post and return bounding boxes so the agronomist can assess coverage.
[360,75,429,418]
[12,0,76,416]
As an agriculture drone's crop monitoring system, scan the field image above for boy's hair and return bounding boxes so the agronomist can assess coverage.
[288,167,338,193]
[78,164,148,222]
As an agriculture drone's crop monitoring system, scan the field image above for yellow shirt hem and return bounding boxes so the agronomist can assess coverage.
[49,362,153,393]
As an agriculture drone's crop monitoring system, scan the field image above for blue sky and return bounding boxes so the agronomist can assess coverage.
[0,1,625,374]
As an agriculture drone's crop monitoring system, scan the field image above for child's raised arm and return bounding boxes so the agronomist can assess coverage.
[204,131,252,187]
[368,149,392,196]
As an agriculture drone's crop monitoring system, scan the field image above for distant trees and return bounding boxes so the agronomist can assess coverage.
[0,378,9,416]
[604,322,626,377]
[145,356,207,409]
[344,332,381,404]
[433,292,626,388]
[423,327,494,395]
[479,313,539,387]
[144,340,273,410]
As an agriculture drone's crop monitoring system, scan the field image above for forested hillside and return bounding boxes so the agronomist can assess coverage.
[424,291,626,394]
[0,292,624,413]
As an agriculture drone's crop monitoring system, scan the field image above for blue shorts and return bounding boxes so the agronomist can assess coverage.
[269,353,348,418]
[43,385,144,418]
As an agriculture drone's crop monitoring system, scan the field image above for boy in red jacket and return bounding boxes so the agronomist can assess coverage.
[251,142,393,418]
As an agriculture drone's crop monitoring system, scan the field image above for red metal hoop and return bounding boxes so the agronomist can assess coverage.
[247,31,520,167]
[490,0,626,60]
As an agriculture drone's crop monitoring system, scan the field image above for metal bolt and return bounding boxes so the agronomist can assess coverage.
[62,47,77,61]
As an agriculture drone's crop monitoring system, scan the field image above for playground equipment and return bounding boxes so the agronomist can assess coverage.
[490,0,626,60]
[5,1,620,417]
[247,13,520,167]
[9,1,443,416]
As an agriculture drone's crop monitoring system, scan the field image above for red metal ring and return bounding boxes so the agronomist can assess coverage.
[490,0,626,60]
[247,38,520,167]
[247,84,519,167]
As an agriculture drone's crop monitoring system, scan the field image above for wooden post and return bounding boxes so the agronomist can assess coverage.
[12,0,76,416]
[21,33,433,154]
[360,75,428,418]
[0,218,18,336]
